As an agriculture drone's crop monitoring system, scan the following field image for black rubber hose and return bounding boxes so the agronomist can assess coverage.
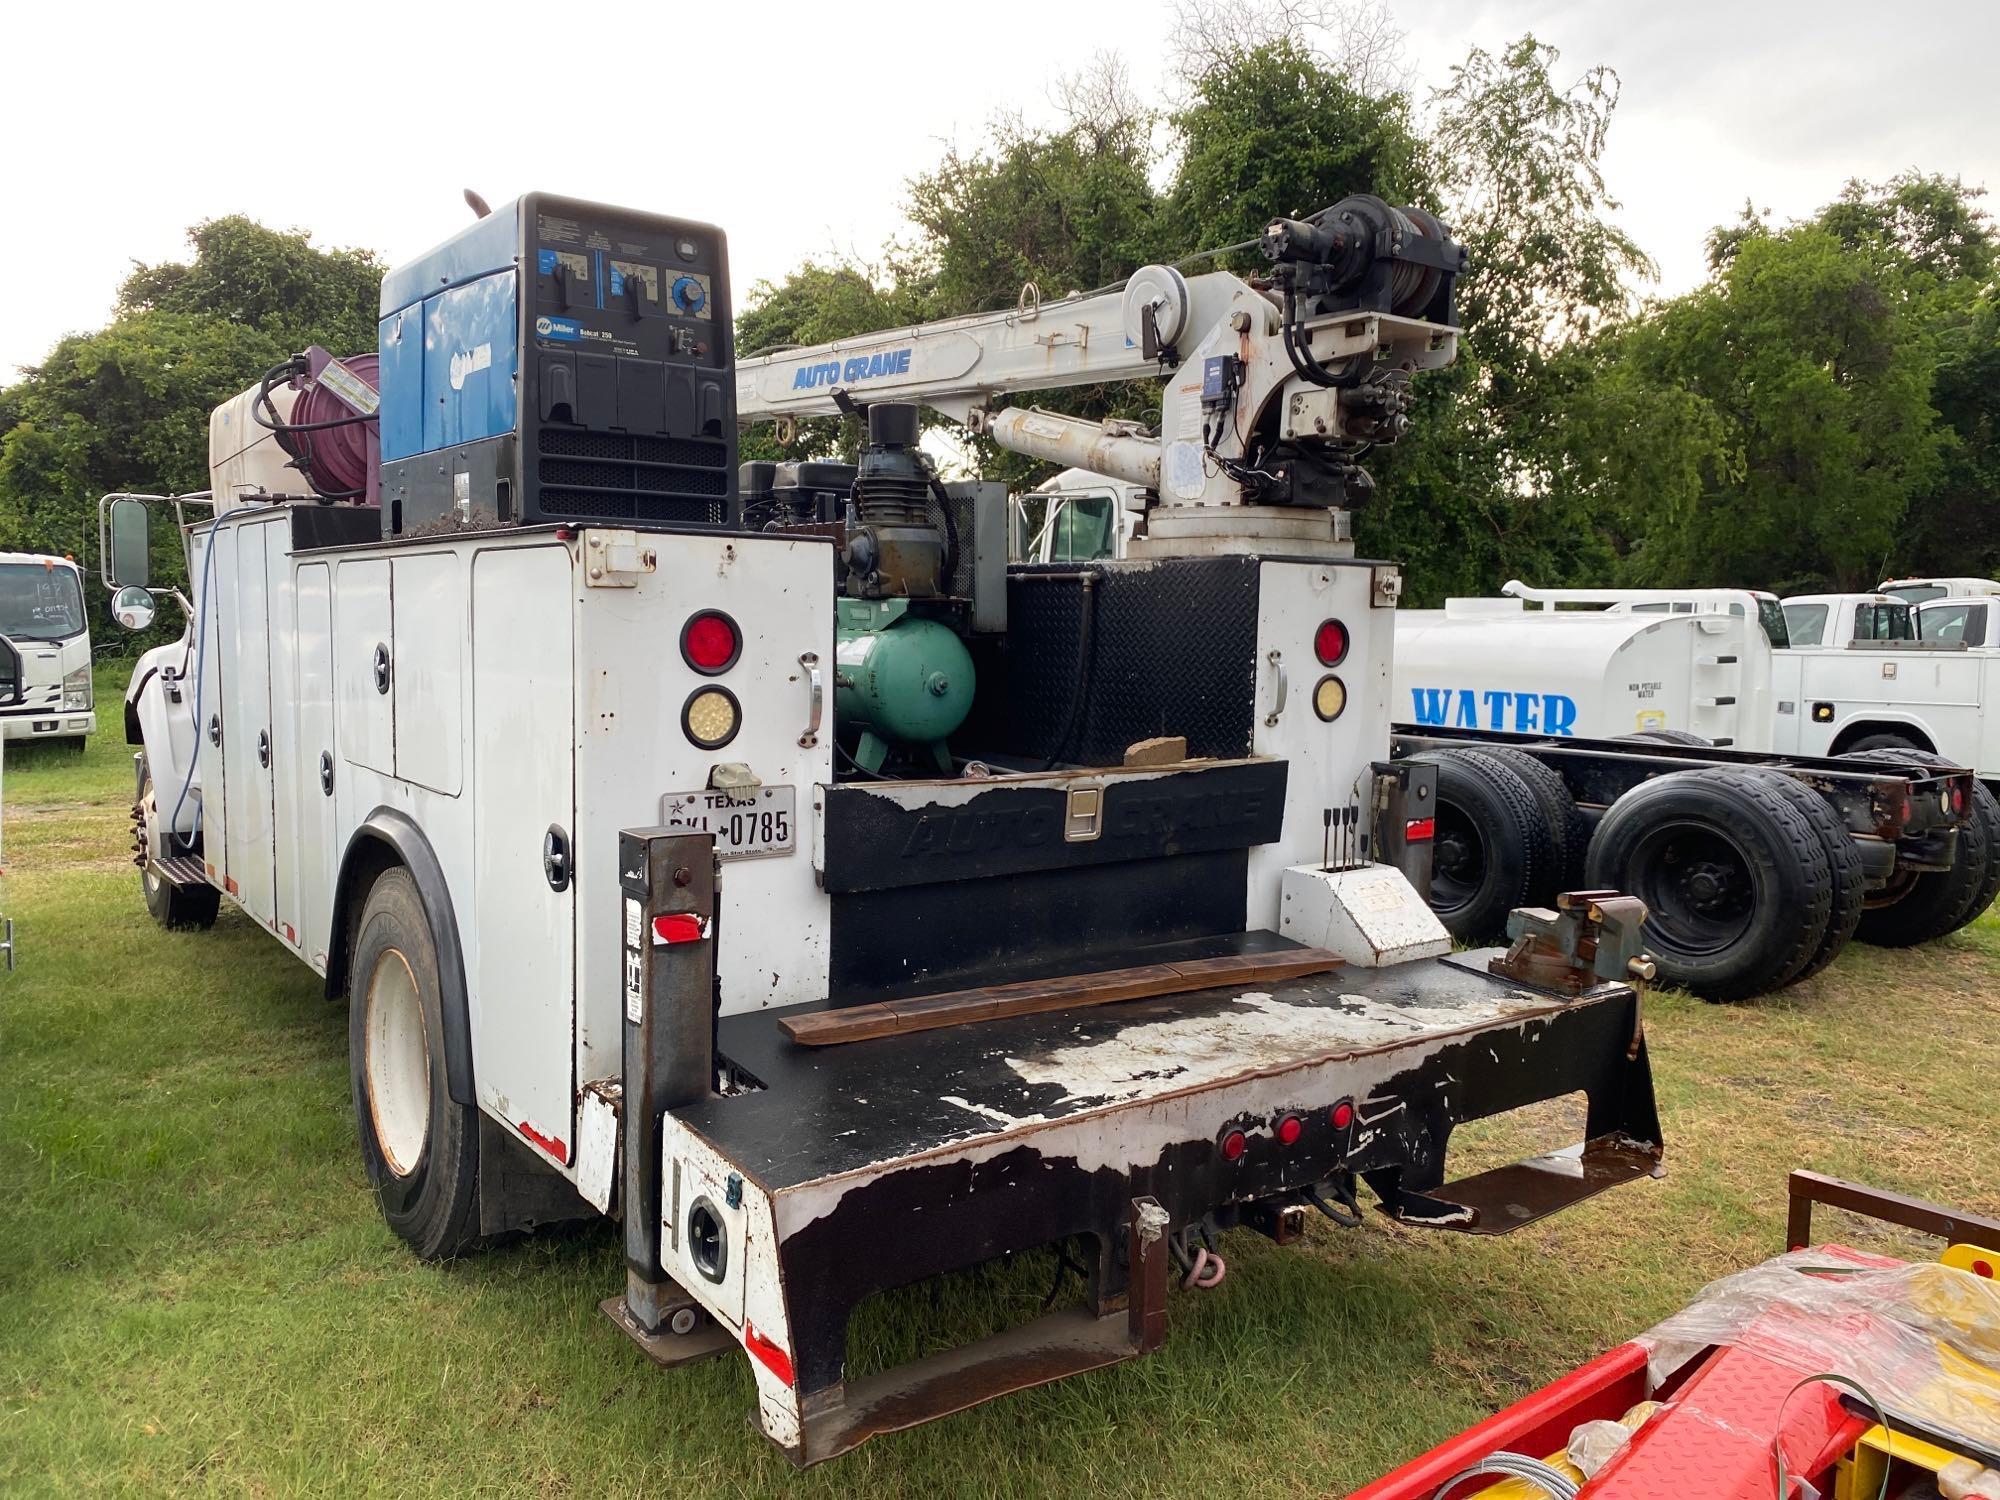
[926,472,961,589]
[1039,575,1098,772]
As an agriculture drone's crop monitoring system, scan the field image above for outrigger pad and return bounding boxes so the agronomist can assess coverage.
[1381,1137,1665,1236]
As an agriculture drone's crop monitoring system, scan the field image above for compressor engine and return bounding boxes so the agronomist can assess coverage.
[831,403,981,775]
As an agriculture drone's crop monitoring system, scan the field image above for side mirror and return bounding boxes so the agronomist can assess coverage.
[111,585,157,632]
[107,497,151,589]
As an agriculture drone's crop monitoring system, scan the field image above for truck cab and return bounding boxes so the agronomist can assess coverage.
[1918,596,2000,649]
[0,552,95,747]
[1780,592,1914,650]
[1008,467,1142,563]
[1770,592,1996,778]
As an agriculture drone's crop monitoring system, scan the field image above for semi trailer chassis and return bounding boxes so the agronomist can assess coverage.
[1391,724,1974,884]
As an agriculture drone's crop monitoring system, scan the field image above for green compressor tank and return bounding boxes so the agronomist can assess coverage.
[835,598,976,774]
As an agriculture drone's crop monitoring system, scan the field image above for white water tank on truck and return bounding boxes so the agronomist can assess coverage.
[1393,593,1770,745]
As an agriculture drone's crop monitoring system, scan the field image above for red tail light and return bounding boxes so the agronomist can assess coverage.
[652,913,710,945]
[1314,619,1350,667]
[1953,780,1969,816]
[1405,817,1435,842]
[1275,1114,1303,1147]
[1219,1128,1248,1162]
[1329,1100,1354,1130]
[681,610,742,674]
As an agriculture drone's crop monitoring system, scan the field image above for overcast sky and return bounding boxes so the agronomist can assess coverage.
[2,0,1993,383]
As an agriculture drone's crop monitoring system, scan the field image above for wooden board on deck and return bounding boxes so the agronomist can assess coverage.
[781,948,1347,1047]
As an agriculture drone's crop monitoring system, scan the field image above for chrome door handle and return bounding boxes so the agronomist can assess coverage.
[1264,650,1288,728]
[799,652,824,748]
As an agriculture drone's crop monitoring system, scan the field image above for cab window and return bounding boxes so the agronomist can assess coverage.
[1852,603,1914,642]
[1920,602,1988,646]
[1047,494,1117,563]
[0,563,86,641]
[1783,602,1828,646]
[1756,597,1791,649]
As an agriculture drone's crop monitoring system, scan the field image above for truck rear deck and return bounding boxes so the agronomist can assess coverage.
[640,926,1662,1464]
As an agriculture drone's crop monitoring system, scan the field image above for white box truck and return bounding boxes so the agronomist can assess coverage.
[0,552,95,747]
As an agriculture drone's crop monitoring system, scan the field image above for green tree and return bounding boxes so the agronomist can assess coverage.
[1170,39,1429,260]
[1357,36,1652,603]
[0,219,382,637]
[1557,174,1994,592]
[117,216,382,357]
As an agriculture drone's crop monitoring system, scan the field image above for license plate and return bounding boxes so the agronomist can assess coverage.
[659,785,796,860]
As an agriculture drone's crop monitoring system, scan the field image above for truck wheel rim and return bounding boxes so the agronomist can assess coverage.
[137,780,160,898]
[1628,824,1754,955]
[365,949,431,1177]
[1430,815,1484,913]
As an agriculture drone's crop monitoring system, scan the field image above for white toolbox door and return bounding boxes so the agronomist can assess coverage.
[221,520,277,928]
[335,557,395,777]
[295,563,338,970]
[470,544,577,1169]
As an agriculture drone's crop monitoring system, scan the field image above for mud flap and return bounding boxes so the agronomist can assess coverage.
[791,1197,1171,1467]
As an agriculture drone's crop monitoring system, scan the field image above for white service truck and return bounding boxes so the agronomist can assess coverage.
[0,551,96,747]
[103,189,1667,1465]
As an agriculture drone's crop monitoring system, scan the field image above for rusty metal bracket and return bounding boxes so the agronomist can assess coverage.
[1488,889,1655,997]
[788,1196,1173,1465]
[1785,1170,2000,1254]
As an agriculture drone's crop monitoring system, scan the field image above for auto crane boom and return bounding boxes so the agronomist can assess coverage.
[737,195,1467,559]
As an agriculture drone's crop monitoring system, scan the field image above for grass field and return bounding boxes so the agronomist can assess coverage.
[4,661,1998,1496]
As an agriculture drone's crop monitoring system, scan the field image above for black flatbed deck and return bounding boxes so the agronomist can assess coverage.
[683,932,1602,1193]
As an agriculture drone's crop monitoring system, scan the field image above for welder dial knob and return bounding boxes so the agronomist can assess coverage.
[671,276,706,314]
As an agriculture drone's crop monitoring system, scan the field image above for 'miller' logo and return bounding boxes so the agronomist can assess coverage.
[792,347,914,390]
[1411,687,1579,734]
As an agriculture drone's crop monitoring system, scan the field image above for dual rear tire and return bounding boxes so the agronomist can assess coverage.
[1413,745,1875,1002]
[1583,768,1856,1000]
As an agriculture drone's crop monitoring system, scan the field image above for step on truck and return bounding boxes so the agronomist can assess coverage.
[1389,584,1992,1002]
[103,190,1663,1464]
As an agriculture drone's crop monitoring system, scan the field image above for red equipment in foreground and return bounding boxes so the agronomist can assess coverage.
[1355,1172,2000,1500]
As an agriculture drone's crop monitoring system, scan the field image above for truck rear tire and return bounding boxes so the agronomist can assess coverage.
[1584,768,1833,1001]
[1744,770,1864,984]
[1842,749,1997,945]
[1843,731,1926,755]
[1409,751,1558,942]
[1616,729,1713,748]
[1463,746,1583,886]
[136,762,220,930]
[349,867,484,1260]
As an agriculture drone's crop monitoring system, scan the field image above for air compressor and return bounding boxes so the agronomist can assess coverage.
[826,402,983,773]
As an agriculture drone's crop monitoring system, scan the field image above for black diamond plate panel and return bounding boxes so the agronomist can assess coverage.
[989,557,1260,763]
